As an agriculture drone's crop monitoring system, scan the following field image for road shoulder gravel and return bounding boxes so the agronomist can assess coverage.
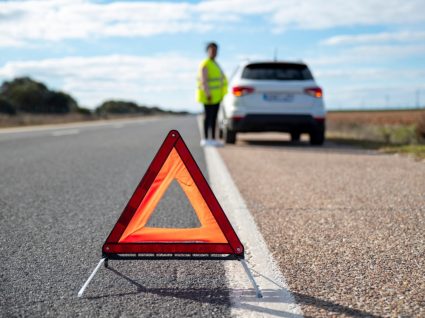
[219,133,425,317]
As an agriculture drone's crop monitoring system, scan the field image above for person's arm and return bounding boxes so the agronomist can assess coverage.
[201,66,211,101]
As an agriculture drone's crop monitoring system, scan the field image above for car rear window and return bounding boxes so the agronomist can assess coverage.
[242,63,313,80]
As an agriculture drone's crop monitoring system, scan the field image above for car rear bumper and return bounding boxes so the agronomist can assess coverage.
[228,114,325,133]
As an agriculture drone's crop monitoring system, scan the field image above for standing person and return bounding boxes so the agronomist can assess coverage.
[197,42,227,146]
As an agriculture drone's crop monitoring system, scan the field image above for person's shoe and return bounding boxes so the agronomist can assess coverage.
[200,139,208,146]
[210,139,224,147]
[205,139,214,146]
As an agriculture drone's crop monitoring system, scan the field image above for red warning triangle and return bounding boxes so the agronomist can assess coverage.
[103,130,244,257]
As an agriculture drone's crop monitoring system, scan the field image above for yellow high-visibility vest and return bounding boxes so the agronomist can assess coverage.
[196,58,228,105]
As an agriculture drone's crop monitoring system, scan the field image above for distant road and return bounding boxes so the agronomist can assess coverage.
[0,116,233,317]
[0,117,161,141]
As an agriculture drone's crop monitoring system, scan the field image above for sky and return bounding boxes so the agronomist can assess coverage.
[0,0,424,112]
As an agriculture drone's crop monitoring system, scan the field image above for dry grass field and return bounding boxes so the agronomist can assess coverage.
[327,109,424,125]
[327,109,425,159]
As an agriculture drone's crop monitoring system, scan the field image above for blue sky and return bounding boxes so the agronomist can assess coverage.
[1,0,425,112]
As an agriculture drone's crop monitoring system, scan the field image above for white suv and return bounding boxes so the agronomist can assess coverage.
[218,61,326,145]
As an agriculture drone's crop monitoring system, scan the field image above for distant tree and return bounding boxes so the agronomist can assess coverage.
[0,97,16,115]
[0,77,80,114]
[137,104,154,114]
[75,106,92,116]
[1,77,48,112]
[96,100,148,115]
[149,106,162,114]
[46,91,78,113]
[95,100,190,117]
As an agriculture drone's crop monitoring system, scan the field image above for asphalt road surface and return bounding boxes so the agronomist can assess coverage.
[2,117,424,317]
[0,116,231,317]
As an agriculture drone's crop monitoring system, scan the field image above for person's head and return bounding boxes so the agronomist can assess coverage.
[206,42,218,59]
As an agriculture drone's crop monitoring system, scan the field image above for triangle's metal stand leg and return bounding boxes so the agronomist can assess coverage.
[240,259,263,298]
[78,258,105,297]
[77,257,262,298]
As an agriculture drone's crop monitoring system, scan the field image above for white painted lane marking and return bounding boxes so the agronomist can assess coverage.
[197,116,303,317]
[204,146,303,317]
[51,129,80,136]
[0,117,159,135]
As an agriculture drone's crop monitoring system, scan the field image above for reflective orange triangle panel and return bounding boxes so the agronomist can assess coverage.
[118,148,228,243]
[102,130,244,257]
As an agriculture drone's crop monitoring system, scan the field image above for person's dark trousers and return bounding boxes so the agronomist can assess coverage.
[203,103,220,139]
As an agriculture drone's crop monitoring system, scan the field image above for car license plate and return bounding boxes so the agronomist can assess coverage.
[263,93,294,102]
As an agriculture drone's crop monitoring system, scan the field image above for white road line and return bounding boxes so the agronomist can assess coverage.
[0,117,157,135]
[51,129,80,136]
[198,118,303,317]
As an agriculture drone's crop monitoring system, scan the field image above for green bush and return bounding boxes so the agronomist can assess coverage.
[378,125,417,144]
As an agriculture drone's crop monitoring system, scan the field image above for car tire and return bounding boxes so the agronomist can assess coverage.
[310,130,325,145]
[290,132,300,142]
[224,127,236,144]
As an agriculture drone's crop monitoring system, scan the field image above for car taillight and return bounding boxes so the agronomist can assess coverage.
[232,115,245,121]
[232,86,255,97]
[304,87,323,98]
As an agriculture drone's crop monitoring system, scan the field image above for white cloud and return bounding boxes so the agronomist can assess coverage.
[269,0,425,31]
[314,68,425,86]
[322,30,425,46]
[297,42,425,108]
[0,37,26,47]
[195,0,425,32]
[1,0,425,47]
[304,44,425,67]
[0,0,207,46]
[0,54,199,110]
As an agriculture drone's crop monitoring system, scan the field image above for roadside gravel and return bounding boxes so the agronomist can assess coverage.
[219,133,425,317]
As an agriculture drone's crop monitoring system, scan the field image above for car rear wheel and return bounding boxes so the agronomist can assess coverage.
[290,132,300,142]
[224,127,236,144]
[310,130,325,145]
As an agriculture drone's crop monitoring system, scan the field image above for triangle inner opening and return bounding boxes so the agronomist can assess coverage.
[146,179,201,228]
